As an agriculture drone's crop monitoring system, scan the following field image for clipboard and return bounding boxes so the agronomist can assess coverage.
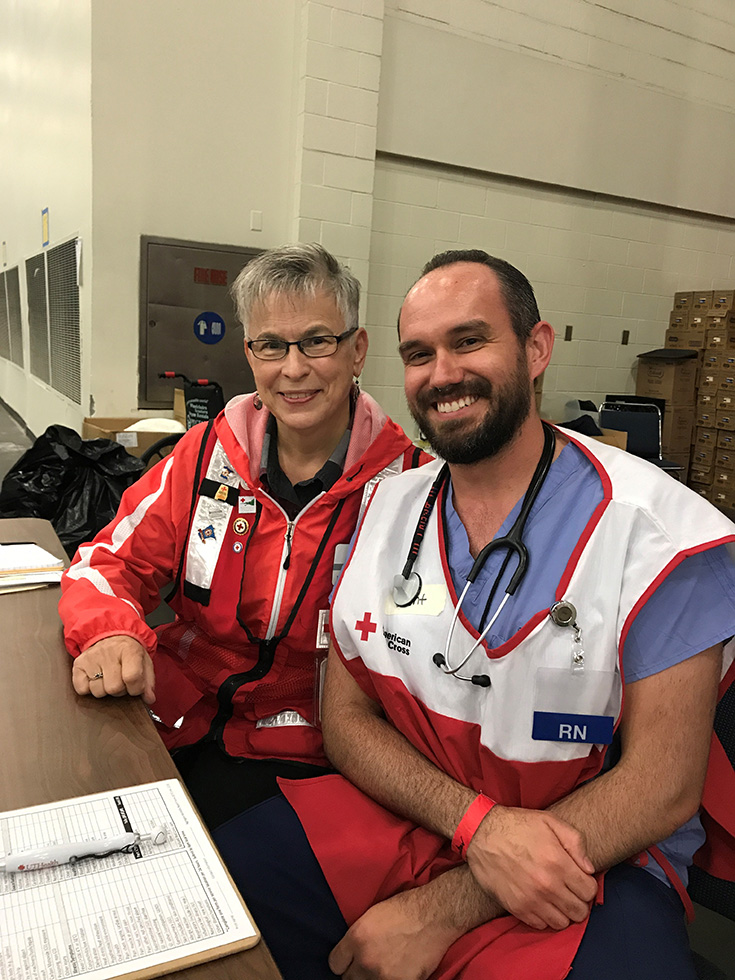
[0,778,260,980]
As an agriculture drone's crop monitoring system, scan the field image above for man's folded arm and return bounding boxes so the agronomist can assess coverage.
[321,647,597,932]
[547,643,722,873]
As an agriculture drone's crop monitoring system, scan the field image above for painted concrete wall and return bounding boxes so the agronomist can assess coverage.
[0,0,92,435]
[89,0,299,417]
[2,0,735,438]
[364,156,735,433]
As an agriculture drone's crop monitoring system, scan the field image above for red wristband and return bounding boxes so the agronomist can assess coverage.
[451,793,496,858]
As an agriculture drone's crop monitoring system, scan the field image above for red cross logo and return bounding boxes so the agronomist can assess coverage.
[355,612,377,642]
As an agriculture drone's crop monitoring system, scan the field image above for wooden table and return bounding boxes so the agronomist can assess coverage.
[0,518,282,980]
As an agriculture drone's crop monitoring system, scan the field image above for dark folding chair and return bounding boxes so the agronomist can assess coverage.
[598,400,684,476]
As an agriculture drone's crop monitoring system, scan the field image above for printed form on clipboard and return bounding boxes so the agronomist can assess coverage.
[0,542,65,593]
[0,778,260,980]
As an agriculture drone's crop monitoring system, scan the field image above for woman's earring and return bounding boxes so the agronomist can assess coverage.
[253,392,263,410]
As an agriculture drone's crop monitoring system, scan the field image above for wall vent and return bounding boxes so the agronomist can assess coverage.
[0,267,23,367]
[25,239,81,403]
[6,267,23,368]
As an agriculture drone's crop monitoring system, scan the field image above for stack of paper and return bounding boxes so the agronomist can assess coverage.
[0,542,65,593]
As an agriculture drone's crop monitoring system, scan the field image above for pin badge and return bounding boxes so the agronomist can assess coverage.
[198,524,216,542]
[215,483,229,502]
[233,517,249,535]
[233,541,243,553]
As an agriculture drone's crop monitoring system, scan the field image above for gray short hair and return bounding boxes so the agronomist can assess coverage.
[231,243,360,336]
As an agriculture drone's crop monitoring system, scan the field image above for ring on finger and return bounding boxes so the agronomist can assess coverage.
[90,670,104,681]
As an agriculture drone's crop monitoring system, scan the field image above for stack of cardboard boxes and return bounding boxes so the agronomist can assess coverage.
[657,289,735,510]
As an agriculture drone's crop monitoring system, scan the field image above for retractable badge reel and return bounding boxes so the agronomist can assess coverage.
[549,600,585,671]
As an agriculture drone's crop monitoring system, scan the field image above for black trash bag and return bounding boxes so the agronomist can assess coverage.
[0,424,145,557]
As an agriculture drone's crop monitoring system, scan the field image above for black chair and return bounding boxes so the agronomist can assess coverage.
[598,400,684,476]
[688,677,735,978]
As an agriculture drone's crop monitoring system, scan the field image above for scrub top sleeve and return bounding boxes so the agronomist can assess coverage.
[623,544,735,683]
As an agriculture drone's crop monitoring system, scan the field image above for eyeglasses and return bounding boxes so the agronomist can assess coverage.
[247,326,358,361]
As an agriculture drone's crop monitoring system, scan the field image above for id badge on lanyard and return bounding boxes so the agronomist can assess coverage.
[532,666,620,745]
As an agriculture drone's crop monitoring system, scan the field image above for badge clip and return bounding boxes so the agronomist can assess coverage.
[550,600,585,671]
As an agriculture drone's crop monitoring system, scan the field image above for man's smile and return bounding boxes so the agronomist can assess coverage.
[436,395,479,415]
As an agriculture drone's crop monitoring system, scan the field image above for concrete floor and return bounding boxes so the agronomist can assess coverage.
[0,400,733,974]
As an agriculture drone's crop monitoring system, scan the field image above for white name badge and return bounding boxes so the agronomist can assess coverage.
[384,584,447,617]
[532,666,620,744]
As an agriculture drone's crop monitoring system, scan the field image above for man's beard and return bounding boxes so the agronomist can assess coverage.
[409,356,532,465]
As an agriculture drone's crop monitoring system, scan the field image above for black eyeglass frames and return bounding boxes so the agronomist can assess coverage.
[247,326,358,361]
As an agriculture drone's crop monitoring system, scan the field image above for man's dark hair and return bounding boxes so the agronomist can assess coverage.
[400,249,541,342]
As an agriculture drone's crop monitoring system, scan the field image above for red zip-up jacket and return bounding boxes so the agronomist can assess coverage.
[60,392,428,765]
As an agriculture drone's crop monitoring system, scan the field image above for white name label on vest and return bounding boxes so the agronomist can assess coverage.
[384,584,447,617]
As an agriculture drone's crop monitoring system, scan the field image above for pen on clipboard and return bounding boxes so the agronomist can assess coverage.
[0,825,167,873]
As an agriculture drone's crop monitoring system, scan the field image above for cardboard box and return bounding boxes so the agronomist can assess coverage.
[664,328,705,351]
[694,426,718,449]
[701,351,722,371]
[717,391,735,411]
[711,290,735,311]
[593,429,627,451]
[689,481,713,499]
[706,313,730,334]
[715,449,735,472]
[82,417,178,461]
[173,389,187,427]
[669,311,689,329]
[715,410,735,431]
[706,328,729,349]
[710,315,735,347]
[718,429,735,449]
[661,407,694,454]
[693,291,714,312]
[720,373,735,392]
[714,469,735,490]
[697,392,718,412]
[674,291,694,310]
[636,350,697,405]
[721,352,735,371]
[691,445,714,468]
[697,372,720,397]
[689,464,713,486]
[710,486,735,509]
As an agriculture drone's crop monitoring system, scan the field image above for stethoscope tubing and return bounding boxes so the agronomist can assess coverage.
[393,422,557,680]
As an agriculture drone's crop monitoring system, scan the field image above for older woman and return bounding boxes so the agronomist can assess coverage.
[60,243,427,827]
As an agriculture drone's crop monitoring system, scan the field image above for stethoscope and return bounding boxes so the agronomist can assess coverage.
[392,422,576,686]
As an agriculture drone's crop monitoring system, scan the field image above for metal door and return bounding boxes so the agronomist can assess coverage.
[139,236,261,408]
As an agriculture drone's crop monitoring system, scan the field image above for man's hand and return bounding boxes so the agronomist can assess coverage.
[328,889,458,980]
[72,636,155,704]
[466,805,597,931]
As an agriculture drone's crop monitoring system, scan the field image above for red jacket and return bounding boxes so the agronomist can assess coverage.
[60,392,427,765]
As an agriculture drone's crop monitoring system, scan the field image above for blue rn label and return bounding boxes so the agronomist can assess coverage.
[532,711,614,744]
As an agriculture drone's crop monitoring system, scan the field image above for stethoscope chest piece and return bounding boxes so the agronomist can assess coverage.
[550,599,577,628]
[392,571,422,607]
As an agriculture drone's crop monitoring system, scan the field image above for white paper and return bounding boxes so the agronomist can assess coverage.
[0,544,64,575]
[0,779,258,980]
